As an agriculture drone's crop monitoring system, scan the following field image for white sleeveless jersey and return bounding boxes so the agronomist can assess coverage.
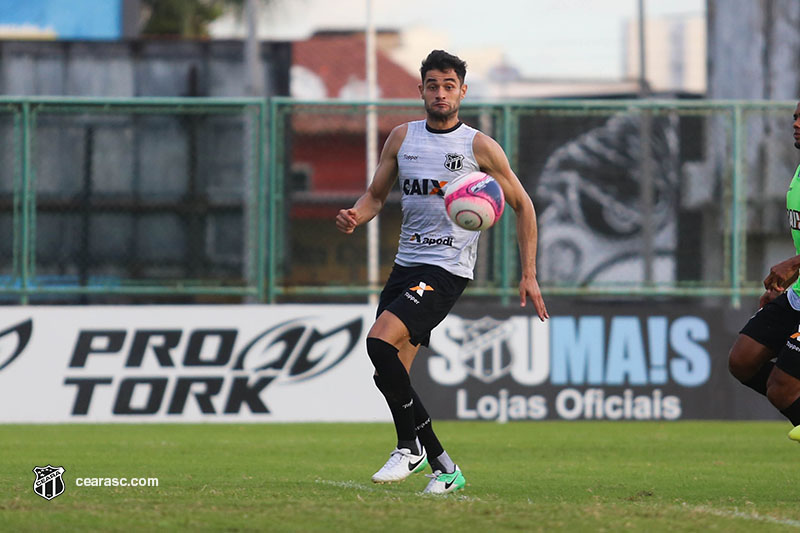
[394,120,481,279]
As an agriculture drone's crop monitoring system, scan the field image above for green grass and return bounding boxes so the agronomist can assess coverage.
[1,421,799,532]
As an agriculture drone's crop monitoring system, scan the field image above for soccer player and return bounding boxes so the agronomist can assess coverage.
[729,100,800,440]
[335,50,548,494]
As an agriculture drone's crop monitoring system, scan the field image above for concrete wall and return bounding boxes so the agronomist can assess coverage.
[0,39,290,97]
[0,40,291,299]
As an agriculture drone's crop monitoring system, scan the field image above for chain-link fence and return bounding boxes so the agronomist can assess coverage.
[1,98,267,303]
[271,98,798,306]
[2,97,798,305]
[0,105,20,290]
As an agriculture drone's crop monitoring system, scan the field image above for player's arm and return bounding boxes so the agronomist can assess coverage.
[336,124,407,234]
[764,255,800,292]
[760,288,783,308]
[473,132,549,320]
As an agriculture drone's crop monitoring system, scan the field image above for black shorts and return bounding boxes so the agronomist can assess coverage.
[740,292,800,352]
[377,263,469,347]
[740,291,800,378]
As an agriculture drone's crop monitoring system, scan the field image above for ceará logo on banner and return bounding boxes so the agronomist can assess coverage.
[427,315,711,387]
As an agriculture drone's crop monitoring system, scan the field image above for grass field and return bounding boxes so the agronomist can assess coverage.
[1,421,800,532]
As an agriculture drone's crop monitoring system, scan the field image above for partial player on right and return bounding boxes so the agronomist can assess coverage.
[729,100,800,440]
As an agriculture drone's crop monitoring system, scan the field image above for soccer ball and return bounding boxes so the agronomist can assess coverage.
[444,172,505,231]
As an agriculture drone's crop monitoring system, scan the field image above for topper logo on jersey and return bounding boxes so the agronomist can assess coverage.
[410,282,434,297]
[404,282,434,305]
[444,153,464,172]
[402,179,449,196]
[0,319,32,371]
[62,317,362,417]
[789,209,800,230]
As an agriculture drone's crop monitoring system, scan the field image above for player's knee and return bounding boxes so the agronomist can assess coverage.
[728,335,775,382]
[728,347,757,382]
[366,337,410,400]
[367,311,410,347]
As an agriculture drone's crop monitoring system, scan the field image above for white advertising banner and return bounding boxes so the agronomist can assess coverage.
[0,305,389,423]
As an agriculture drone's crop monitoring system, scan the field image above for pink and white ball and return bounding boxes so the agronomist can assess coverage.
[444,172,505,231]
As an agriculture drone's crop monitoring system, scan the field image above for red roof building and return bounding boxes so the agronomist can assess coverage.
[293,31,420,99]
[289,33,423,198]
[283,33,424,286]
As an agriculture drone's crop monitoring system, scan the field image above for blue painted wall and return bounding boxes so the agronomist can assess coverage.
[0,0,122,39]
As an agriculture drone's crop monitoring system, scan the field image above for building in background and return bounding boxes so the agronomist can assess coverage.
[212,4,707,100]
[623,11,707,94]
[285,31,421,285]
[382,25,643,99]
[288,30,419,202]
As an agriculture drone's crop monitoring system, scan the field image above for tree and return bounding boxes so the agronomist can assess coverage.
[141,0,239,38]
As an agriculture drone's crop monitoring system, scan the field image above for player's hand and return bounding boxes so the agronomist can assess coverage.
[763,258,797,291]
[759,288,782,308]
[336,208,358,234]
[519,274,549,321]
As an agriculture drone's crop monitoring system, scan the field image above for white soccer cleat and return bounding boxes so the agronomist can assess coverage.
[422,465,466,494]
[371,447,428,484]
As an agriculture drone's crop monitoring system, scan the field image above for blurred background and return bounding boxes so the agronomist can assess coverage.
[0,0,796,307]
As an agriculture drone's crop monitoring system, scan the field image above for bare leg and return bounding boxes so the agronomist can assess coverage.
[728,334,775,396]
[728,334,774,383]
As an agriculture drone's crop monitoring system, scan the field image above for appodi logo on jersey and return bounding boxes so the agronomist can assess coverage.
[409,233,454,247]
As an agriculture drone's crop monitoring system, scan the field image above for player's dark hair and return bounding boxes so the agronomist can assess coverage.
[420,50,467,85]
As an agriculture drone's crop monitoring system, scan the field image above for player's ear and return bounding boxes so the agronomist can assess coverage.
[418,83,424,99]
[460,83,468,99]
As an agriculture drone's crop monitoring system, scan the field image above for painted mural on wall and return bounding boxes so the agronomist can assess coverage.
[535,113,681,285]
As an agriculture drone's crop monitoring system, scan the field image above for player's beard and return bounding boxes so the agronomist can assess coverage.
[425,101,458,121]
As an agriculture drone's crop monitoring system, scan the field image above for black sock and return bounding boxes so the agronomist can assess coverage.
[410,387,444,460]
[742,361,775,396]
[367,338,417,452]
[373,374,420,453]
[780,396,800,426]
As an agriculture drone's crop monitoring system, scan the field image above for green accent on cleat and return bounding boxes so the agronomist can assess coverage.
[412,456,429,474]
[789,425,800,442]
[422,466,466,494]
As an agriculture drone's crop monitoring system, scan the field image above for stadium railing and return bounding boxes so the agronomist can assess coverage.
[1,97,795,306]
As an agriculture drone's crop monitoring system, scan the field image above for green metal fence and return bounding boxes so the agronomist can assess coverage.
[1,97,798,305]
[1,97,268,303]
[270,97,800,306]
